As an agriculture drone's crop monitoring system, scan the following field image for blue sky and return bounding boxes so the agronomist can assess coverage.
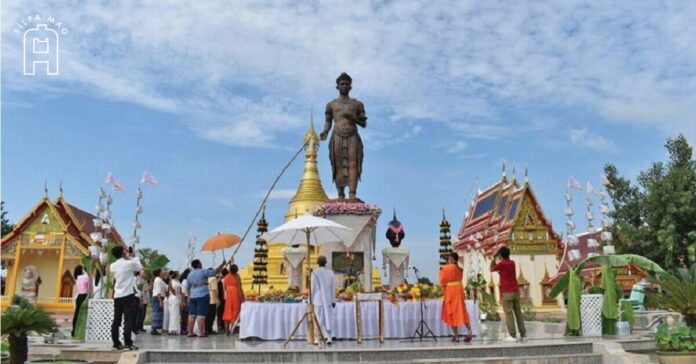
[2,1,695,281]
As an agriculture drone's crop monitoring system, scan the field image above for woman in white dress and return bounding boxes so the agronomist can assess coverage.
[162,275,170,334]
[167,271,182,335]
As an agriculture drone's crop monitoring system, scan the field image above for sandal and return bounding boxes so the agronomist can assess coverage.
[452,337,460,342]
[464,334,473,343]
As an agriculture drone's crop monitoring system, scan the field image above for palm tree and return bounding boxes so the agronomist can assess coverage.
[1,296,57,364]
[647,264,696,328]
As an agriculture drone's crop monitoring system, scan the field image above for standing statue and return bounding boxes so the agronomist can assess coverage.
[320,72,367,201]
[20,265,42,304]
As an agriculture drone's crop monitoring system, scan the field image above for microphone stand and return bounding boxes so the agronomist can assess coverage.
[410,266,437,342]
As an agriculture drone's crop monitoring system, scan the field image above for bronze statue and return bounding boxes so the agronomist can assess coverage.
[320,73,367,201]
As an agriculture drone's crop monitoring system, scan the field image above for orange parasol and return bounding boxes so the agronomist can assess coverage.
[201,233,241,262]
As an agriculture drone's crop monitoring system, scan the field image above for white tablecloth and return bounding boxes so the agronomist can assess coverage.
[240,300,479,340]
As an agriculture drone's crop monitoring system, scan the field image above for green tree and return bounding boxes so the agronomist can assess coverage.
[1,201,15,236]
[604,134,696,270]
[137,247,170,273]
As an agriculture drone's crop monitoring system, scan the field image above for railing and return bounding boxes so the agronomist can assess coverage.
[57,297,74,305]
[0,295,73,306]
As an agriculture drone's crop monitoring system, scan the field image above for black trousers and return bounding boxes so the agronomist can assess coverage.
[71,294,87,337]
[137,304,147,331]
[112,294,136,347]
[216,299,225,331]
[206,304,217,333]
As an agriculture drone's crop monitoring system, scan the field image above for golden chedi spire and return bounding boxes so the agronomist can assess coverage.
[284,116,329,221]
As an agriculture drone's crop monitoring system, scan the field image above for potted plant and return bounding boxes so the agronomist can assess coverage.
[647,264,696,363]
[655,323,696,364]
[1,296,57,364]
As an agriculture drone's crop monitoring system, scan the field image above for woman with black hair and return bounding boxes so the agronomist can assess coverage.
[71,265,89,337]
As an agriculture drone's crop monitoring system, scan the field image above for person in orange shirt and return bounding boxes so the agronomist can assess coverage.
[440,252,472,342]
[222,265,244,335]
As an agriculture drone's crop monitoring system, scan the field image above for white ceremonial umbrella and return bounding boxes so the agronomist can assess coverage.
[260,212,351,347]
[260,212,352,247]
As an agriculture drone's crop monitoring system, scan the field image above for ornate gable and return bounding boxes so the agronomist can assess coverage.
[508,187,561,255]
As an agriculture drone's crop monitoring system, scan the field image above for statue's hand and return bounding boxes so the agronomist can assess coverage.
[319,131,328,141]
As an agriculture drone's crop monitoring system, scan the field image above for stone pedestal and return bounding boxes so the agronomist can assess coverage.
[280,246,306,290]
[319,208,379,292]
[382,247,410,288]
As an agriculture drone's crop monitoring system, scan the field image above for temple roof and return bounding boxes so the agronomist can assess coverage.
[454,168,561,256]
[1,195,125,249]
[549,230,602,283]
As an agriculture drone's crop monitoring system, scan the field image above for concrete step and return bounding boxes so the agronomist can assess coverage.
[148,353,603,364]
[141,342,595,363]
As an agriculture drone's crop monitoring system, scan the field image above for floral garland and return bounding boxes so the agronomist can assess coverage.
[315,201,382,216]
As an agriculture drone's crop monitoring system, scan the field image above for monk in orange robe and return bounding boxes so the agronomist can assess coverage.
[222,264,244,335]
[440,252,472,342]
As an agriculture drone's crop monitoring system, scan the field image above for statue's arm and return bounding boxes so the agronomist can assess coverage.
[320,103,333,140]
[356,101,367,128]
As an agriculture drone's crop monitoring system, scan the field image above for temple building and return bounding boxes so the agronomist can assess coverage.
[454,165,564,311]
[239,121,380,293]
[1,192,124,312]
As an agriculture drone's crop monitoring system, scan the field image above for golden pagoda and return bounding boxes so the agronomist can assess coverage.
[239,119,330,293]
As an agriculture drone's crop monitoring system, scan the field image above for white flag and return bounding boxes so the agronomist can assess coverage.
[112,179,125,192]
[140,171,158,185]
[567,176,583,190]
[587,182,595,194]
[104,172,115,185]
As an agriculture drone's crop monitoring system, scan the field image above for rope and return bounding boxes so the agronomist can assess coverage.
[228,142,307,262]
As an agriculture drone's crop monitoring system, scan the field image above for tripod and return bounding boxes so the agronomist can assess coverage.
[410,267,437,342]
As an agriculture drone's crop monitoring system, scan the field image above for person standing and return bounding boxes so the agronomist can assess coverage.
[490,246,526,342]
[222,266,244,335]
[206,274,219,334]
[310,256,335,345]
[167,271,181,335]
[71,265,89,337]
[186,260,218,337]
[150,269,167,335]
[440,252,473,342]
[179,268,191,335]
[109,246,142,350]
[216,272,226,334]
[136,273,149,333]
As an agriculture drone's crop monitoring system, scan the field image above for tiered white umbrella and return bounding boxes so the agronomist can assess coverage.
[260,212,351,347]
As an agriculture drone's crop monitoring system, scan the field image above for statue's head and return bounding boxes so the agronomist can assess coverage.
[386,209,405,248]
[23,266,36,280]
[336,72,352,95]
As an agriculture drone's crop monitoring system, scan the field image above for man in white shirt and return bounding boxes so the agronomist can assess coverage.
[311,255,335,345]
[109,246,143,350]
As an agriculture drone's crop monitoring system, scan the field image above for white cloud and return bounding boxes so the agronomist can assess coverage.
[258,189,296,200]
[3,1,696,145]
[569,128,617,152]
[217,198,235,210]
[448,141,467,154]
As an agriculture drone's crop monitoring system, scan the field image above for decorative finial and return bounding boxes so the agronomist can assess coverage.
[502,160,507,180]
[261,204,266,219]
[512,165,517,181]
[393,208,397,220]
[44,181,48,198]
[59,180,64,198]
[525,164,529,184]
[442,207,446,220]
